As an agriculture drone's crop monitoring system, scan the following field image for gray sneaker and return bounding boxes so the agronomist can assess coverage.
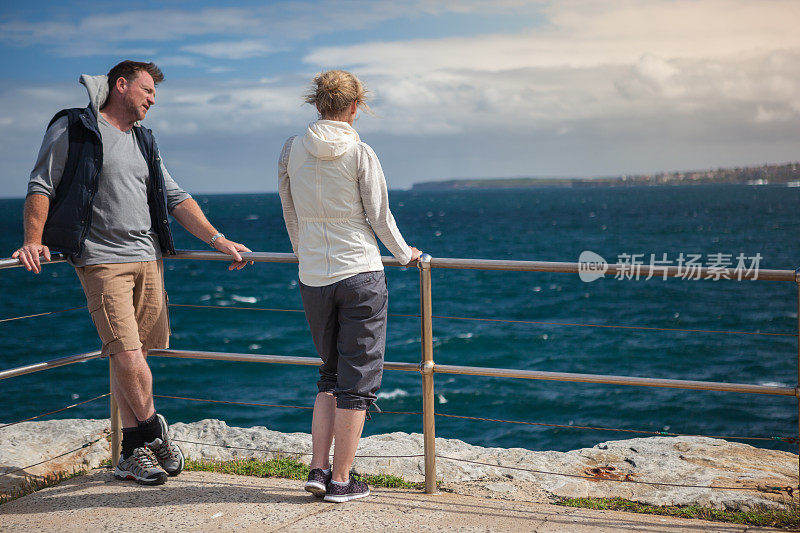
[304,468,332,498]
[144,414,185,476]
[324,478,370,503]
[114,447,168,485]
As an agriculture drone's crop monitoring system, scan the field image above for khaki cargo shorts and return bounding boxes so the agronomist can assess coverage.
[75,260,170,357]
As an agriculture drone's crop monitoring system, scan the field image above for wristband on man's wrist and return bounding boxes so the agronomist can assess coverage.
[209,232,224,247]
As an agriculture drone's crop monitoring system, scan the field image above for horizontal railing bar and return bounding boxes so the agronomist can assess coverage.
[0,253,67,270]
[432,364,798,396]
[427,257,795,282]
[2,348,793,397]
[151,349,795,396]
[148,349,419,372]
[0,350,101,380]
[171,250,297,264]
[169,250,406,268]
[2,251,793,280]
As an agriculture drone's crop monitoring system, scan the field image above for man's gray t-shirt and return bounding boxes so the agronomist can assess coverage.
[27,113,191,266]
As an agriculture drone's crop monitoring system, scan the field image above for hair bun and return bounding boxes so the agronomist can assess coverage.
[304,70,371,118]
[322,75,341,93]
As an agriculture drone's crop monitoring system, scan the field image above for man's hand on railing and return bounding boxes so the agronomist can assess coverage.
[212,237,254,270]
[12,243,51,274]
[410,247,423,263]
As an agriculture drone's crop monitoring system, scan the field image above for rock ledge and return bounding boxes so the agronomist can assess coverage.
[1,418,795,510]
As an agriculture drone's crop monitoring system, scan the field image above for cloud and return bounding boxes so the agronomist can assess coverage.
[300,0,800,134]
[0,8,264,47]
[306,0,800,72]
[0,1,538,57]
[151,55,199,68]
[181,40,276,60]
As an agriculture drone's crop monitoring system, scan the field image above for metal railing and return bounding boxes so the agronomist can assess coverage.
[1,250,798,496]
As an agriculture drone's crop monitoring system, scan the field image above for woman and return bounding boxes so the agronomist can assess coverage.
[278,70,421,503]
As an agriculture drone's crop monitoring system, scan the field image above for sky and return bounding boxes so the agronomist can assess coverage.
[0,0,798,196]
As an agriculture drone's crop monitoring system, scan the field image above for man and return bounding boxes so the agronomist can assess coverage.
[13,60,251,486]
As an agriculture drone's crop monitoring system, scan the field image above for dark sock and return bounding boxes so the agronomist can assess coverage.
[121,426,144,459]
[137,413,162,444]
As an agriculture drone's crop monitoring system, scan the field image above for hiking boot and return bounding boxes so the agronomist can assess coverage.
[144,413,184,476]
[114,447,168,485]
[304,468,332,498]
[324,478,370,503]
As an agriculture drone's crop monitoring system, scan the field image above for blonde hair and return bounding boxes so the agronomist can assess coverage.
[304,70,372,118]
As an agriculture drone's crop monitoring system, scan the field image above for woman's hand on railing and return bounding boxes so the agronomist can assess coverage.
[212,237,254,270]
[11,243,51,274]
[410,247,423,263]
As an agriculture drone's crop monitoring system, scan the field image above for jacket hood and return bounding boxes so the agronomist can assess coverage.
[79,74,108,119]
[302,120,360,160]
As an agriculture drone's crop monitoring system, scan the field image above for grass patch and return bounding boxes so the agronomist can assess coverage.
[184,457,421,489]
[0,470,87,505]
[356,472,418,489]
[186,457,309,480]
[555,496,800,530]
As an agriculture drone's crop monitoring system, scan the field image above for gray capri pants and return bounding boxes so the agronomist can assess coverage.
[299,270,388,410]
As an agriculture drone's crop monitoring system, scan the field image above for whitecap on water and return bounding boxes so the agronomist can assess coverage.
[760,381,789,388]
[457,332,473,339]
[248,344,261,350]
[231,295,257,303]
[377,388,409,400]
[437,394,448,404]
[245,214,259,221]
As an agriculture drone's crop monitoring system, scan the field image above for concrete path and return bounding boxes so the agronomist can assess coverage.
[0,469,782,532]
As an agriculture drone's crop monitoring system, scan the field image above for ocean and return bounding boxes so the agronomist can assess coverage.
[1,185,798,454]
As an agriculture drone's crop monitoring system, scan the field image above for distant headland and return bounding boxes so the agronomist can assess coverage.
[411,162,800,190]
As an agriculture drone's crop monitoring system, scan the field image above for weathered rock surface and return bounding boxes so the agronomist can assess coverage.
[0,419,110,496]
[2,417,796,511]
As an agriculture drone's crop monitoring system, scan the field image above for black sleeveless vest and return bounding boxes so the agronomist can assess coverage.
[41,105,176,257]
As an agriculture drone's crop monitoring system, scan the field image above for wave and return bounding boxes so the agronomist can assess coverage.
[759,381,790,388]
[378,388,410,400]
[231,295,258,303]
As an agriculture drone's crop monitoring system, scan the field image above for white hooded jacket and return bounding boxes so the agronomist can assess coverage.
[278,120,412,287]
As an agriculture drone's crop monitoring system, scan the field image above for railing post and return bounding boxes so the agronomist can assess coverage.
[795,270,800,491]
[109,359,121,466]
[418,253,438,494]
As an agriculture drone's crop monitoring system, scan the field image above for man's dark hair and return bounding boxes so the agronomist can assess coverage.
[107,61,164,92]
